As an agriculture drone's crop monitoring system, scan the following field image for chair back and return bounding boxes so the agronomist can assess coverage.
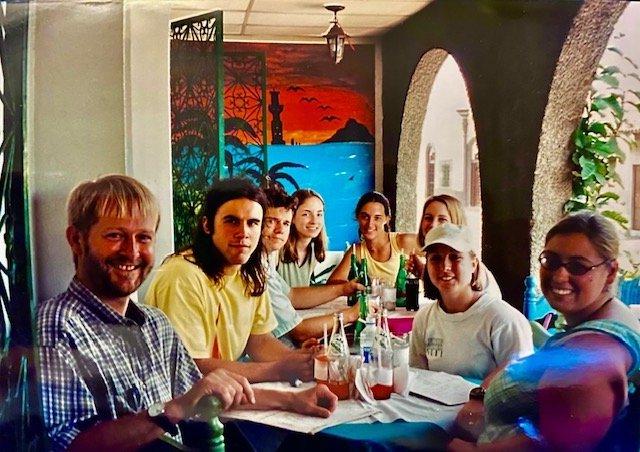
[618,278,640,306]
[523,275,557,322]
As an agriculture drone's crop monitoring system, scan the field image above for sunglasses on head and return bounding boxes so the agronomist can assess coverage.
[538,251,610,276]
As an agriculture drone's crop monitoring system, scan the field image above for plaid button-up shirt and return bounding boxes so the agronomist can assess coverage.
[38,278,202,450]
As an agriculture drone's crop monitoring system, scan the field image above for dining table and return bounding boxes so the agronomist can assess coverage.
[221,369,478,452]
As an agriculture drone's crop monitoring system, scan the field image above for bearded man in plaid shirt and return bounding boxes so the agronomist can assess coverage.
[37,175,336,450]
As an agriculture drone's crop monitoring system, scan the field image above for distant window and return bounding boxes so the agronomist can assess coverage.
[441,160,451,188]
[426,144,435,197]
[634,165,640,230]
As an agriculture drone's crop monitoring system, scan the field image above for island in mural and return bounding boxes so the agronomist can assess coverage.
[223,42,375,250]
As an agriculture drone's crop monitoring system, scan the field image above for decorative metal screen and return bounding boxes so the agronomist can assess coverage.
[170,11,224,250]
[0,1,42,450]
[223,52,268,180]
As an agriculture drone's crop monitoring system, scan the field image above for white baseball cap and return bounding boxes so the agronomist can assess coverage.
[422,223,475,253]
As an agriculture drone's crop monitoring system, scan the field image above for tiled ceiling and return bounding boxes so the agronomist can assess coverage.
[169,0,432,42]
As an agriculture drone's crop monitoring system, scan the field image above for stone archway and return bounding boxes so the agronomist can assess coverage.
[530,0,627,270]
[395,48,448,232]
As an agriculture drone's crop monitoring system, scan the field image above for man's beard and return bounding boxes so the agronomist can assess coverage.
[82,244,151,300]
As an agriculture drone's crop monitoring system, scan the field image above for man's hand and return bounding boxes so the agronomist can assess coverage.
[300,337,323,352]
[166,368,254,422]
[341,279,365,296]
[275,349,315,382]
[288,384,338,418]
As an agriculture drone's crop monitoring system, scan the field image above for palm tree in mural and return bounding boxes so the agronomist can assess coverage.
[172,108,218,249]
[173,110,307,248]
[226,156,307,192]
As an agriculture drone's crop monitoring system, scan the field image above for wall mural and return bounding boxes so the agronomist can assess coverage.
[171,37,374,250]
[224,42,375,250]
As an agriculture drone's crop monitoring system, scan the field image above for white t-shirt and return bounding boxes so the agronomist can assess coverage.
[409,293,533,380]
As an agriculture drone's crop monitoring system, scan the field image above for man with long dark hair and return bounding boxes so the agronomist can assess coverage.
[147,178,314,383]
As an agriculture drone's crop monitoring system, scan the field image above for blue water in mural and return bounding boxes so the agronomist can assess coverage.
[266,142,374,251]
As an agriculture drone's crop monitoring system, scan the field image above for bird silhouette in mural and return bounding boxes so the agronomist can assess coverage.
[287,85,304,92]
[348,175,355,181]
[300,97,319,103]
[320,115,340,122]
[317,105,333,111]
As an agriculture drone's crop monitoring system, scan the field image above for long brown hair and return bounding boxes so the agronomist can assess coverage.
[187,178,267,296]
[281,189,327,264]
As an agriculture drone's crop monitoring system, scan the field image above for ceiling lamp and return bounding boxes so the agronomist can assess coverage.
[322,4,350,64]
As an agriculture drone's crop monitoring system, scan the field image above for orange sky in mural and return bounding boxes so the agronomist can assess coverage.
[224,42,374,145]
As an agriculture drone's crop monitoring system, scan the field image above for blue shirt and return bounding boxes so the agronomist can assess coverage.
[37,278,202,450]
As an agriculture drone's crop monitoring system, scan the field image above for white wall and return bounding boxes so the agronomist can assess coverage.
[123,1,173,298]
[27,0,126,301]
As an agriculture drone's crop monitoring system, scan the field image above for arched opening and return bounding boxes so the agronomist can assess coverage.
[397,51,482,252]
[531,0,627,271]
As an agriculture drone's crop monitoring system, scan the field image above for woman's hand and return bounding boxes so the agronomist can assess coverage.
[452,399,485,443]
[407,252,425,278]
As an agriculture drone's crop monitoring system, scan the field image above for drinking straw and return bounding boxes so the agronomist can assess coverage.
[323,323,328,349]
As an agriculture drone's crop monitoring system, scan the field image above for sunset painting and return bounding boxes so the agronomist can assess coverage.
[224,42,375,145]
[224,42,375,249]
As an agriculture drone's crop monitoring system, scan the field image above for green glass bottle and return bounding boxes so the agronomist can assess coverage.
[395,253,408,308]
[192,396,225,452]
[360,257,370,288]
[347,244,359,306]
[354,291,368,340]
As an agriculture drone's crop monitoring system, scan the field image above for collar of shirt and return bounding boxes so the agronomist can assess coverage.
[69,277,147,327]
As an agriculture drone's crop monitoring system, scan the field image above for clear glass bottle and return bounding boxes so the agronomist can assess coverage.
[370,310,393,400]
[359,315,377,364]
[325,312,350,400]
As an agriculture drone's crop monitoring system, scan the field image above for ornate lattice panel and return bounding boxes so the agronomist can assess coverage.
[223,52,268,179]
[170,11,224,250]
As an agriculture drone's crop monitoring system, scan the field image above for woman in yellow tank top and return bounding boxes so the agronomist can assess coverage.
[328,191,417,284]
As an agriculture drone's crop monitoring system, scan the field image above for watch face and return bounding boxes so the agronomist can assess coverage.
[469,386,485,401]
[148,402,165,417]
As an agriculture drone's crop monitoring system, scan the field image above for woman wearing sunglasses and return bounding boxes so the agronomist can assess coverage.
[450,210,640,451]
[410,223,532,381]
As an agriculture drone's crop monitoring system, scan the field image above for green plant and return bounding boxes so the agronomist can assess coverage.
[564,36,640,228]
[621,250,640,280]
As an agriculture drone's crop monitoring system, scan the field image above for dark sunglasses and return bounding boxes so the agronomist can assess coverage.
[538,251,610,276]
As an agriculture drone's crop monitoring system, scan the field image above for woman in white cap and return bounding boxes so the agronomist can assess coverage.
[409,223,533,380]
[408,193,501,299]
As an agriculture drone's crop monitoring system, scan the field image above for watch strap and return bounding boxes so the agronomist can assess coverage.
[148,405,179,436]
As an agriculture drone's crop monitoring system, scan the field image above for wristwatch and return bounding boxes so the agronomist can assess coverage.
[469,386,486,401]
[148,402,179,436]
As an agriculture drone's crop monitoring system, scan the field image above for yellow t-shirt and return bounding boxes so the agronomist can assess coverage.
[356,232,403,283]
[145,255,276,361]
